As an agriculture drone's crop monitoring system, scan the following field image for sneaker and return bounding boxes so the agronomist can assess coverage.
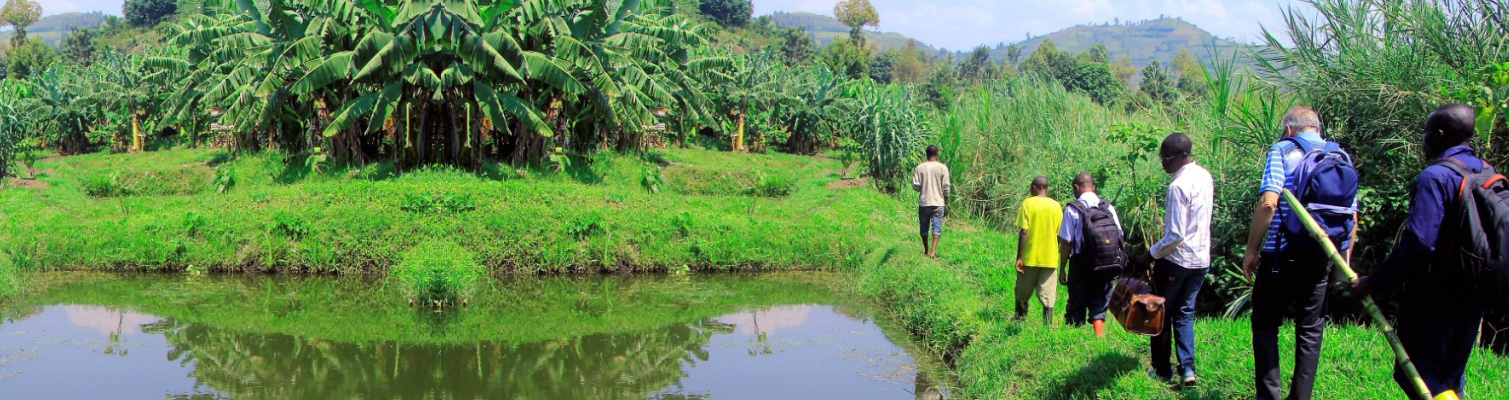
[1147,369,1171,383]
[1180,370,1198,387]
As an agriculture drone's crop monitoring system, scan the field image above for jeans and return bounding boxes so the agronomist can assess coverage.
[1252,254,1330,400]
[1065,267,1114,326]
[918,206,944,236]
[1151,259,1207,377]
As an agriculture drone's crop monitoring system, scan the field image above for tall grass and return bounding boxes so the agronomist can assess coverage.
[1259,0,1509,271]
[921,76,1282,315]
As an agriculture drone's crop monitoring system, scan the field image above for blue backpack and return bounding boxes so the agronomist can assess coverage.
[1277,138,1359,257]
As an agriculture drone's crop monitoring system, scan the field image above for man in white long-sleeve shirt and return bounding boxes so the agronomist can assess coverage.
[1136,132,1214,387]
[912,145,951,258]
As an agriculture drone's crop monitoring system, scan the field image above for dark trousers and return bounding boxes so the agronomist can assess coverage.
[1151,259,1207,377]
[1252,255,1330,400]
[1065,267,1114,326]
[1394,291,1483,399]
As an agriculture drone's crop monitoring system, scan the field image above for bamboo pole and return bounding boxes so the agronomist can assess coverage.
[1281,189,1435,399]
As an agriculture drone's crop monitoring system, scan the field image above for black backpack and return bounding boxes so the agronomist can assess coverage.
[1433,158,1509,307]
[1069,200,1127,276]
[1277,138,1359,258]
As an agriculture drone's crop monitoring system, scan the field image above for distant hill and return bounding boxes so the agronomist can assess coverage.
[768,12,940,54]
[0,12,110,46]
[984,18,1250,68]
[767,11,1250,72]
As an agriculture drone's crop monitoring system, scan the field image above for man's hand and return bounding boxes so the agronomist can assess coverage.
[1015,259,1025,273]
[1134,252,1153,269]
[1058,268,1069,285]
[1241,252,1261,281]
[1350,276,1371,298]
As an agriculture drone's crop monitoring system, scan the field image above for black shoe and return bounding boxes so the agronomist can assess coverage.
[1180,369,1198,387]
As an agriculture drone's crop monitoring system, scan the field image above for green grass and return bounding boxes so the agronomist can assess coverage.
[0,148,880,273]
[0,251,17,299]
[3,147,1507,398]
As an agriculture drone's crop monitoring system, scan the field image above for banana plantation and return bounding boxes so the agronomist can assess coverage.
[0,0,920,174]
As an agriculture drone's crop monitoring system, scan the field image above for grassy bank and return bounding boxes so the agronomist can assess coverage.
[4,148,1508,398]
[1,148,880,273]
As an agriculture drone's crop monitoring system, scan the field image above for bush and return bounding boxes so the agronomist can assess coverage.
[400,191,477,214]
[3,38,55,79]
[123,0,175,27]
[391,240,484,307]
[698,0,750,27]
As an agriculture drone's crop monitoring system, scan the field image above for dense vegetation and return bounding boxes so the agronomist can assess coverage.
[2,0,1508,397]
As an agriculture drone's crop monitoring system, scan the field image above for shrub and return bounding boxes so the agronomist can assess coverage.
[400,191,477,215]
[268,212,309,239]
[698,0,751,27]
[123,0,175,27]
[567,211,605,240]
[391,240,484,307]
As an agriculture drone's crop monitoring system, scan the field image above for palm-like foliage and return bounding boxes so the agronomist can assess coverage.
[784,65,853,155]
[709,52,793,152]
[148,0,729,166]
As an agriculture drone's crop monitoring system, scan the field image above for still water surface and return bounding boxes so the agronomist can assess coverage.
[0,272,947,399]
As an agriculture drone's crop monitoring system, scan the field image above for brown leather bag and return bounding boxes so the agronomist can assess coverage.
[1109,276,1166,336]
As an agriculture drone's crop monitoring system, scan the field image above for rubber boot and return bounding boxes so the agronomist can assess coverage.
[1092,319,1106,338]
[1043,307,1054,327]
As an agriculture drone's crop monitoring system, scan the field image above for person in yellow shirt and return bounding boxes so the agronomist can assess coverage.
[1015,176,1063,325]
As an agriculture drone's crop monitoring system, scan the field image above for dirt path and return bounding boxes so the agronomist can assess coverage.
[5,177,50,189]
[825,177,870,189]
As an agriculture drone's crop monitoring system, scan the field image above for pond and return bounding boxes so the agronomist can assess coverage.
[0,272,948,399]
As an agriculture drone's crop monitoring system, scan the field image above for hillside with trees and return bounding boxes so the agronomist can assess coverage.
[0,11,109,46]
[1007,17,1249,69]
[768,11,938,54]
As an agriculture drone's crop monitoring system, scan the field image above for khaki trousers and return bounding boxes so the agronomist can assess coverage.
[1014,266,1058,316]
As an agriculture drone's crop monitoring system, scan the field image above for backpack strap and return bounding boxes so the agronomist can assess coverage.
[1281,137,1313,155]
[1323,141,1352,163]
[1433,158,1476,199]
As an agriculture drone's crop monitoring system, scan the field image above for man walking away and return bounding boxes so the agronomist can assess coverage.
[1059,173,1125,338]
[1136,133,1213,387]
[1015,176,1063,325]
[913,145,951,258]
[1241,107,1359,400]
[1357,104,1489,399]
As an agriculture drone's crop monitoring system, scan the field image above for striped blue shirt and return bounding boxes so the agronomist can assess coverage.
[1259,131,1325,254]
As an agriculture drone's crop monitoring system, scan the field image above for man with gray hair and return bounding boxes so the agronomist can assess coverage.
[1240,106,1358,400]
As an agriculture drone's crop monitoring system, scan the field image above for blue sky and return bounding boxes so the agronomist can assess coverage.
[40,0,1306,50]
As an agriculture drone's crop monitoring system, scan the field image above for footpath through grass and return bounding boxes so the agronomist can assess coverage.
[2,148,1506,398]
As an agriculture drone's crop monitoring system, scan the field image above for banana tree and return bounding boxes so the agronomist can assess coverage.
[16,66,95,154]
[710,52,792,152]
[784,64,853,155]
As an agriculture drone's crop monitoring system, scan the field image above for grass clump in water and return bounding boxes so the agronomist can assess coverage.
[391,240,484,307]
[0,252,21,299]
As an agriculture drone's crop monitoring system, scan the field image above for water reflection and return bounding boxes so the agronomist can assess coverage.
[3,303,945,399]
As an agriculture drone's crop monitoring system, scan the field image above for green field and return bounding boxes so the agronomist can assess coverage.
[4,146,1505,398]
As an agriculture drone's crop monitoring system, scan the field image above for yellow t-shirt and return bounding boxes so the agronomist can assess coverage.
[1015,196,1064,268]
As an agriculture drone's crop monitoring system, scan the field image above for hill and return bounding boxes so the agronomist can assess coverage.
[0,12,110,46]
[991,17,1249,67]
[768,11,940,54]
[767,11,1250,69]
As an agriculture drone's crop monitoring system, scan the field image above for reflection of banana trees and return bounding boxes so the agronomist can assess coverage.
[144,316,734,399]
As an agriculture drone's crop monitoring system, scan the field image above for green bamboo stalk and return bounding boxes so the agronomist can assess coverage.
[1281,189,1433,399]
